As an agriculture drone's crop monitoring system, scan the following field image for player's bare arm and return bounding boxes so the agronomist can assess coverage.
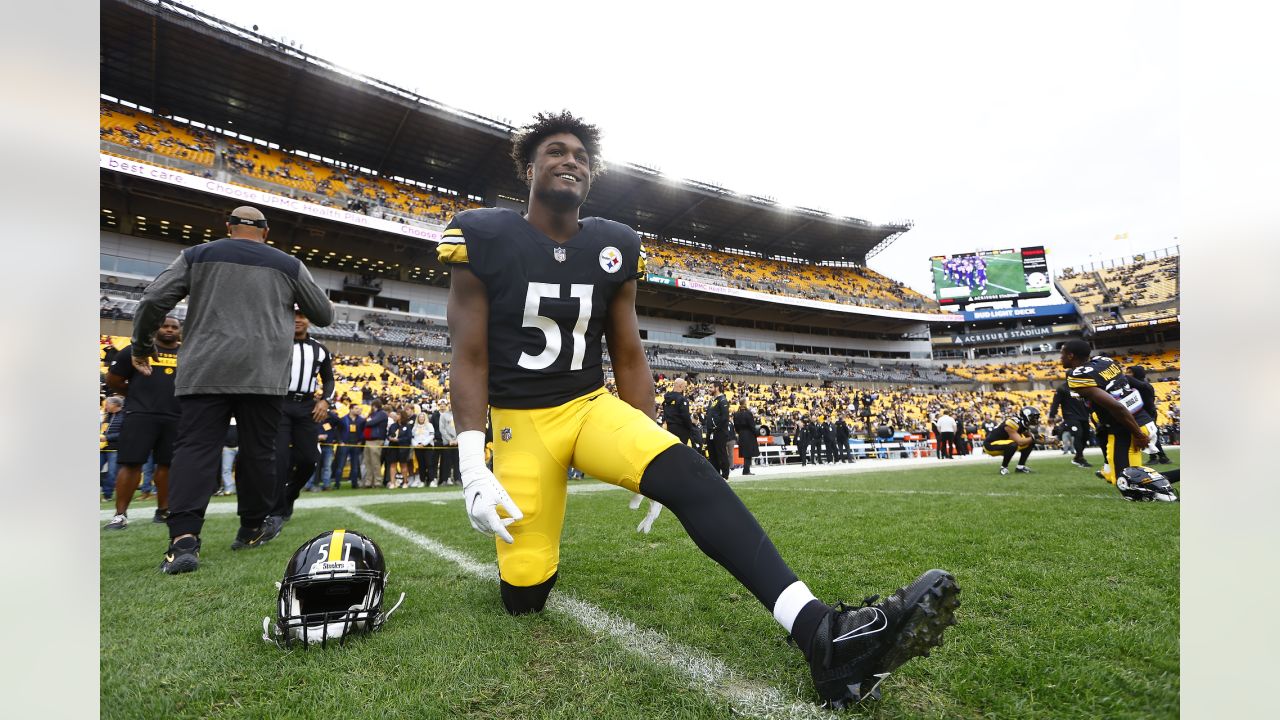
[1007,427,1030,447]
[604,279,657,421]
[1076,386,1149,450]
[445,264,491,432]
[446,261,521,543]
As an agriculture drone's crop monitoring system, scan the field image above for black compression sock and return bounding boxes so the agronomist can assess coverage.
[639,444,799,609]
[791,599,832,660]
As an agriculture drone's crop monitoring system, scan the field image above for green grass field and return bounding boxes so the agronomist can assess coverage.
[101,451,1179,719]
[931,252,1025,301]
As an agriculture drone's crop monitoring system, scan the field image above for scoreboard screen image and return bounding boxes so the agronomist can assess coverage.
[929,246,1051,305]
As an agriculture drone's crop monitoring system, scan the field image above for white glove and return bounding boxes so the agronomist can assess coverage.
[637,500,664,534]
[458,431,523,544]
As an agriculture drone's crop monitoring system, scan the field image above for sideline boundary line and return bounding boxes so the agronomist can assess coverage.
[100,448,1179,519]
[346,506,837,720]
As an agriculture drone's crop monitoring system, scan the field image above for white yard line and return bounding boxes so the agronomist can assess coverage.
[346,506,838,720]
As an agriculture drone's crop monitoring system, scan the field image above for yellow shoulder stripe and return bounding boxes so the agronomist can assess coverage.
[1067,377,1097,389]
[443,227,464,238]
[437,241,469,265]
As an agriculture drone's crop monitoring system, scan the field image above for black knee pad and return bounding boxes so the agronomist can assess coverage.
[500,572,558,615]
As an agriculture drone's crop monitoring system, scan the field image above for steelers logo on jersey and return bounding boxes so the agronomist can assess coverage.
[599,246,622,273]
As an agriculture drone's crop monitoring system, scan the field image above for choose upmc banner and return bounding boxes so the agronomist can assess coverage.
[99,153,445,243]
[929,245,1053,305]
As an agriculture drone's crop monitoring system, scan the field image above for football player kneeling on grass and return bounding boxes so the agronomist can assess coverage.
[983,407,1040,476]
[442,111,961,707]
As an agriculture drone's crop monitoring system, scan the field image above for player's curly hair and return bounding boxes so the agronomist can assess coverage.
[510,110,605,183]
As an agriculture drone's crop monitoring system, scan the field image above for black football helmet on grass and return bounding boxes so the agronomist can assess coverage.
[1117,466,1178,502]
[262,528,405,647]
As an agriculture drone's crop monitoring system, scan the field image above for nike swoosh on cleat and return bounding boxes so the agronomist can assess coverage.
[833,607,888,642]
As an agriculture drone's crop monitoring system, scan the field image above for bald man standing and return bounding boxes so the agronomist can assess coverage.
[131,205,333,574]
[661,377,695,445]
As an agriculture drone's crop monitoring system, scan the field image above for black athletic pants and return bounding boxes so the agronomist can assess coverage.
[707,435,731,479]
[939,431,955,458]
[1002,443,1033,468]
[640,444,797,610]
[1065,415,1090,461]
[167,394,283,538]
[271,397,320,518]
[414,447,432,483]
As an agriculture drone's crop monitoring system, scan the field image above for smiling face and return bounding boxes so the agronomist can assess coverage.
[527,132,592,212]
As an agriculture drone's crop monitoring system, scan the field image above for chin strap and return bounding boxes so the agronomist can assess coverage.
[379,592,407,626]
[261,616,279,646]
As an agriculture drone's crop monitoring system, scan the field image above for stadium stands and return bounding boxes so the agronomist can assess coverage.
[100,102,215,165]
[1056,252,1179,326]
[645,238,938,311]
[101,99,483,224]
[944,347,1179,383]
[101,99,949,314]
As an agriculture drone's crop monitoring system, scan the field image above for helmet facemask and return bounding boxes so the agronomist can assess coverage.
[276,567,385,647]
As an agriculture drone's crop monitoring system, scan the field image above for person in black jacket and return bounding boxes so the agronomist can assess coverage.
[661,377,695,445]
[1048,381,1093,468]
[733,402,760,475]
[1127,366,1172,464]
[820,418,838,464]
[703,380,732,479]
[796,416,811,466]
[332,405,366,489]
[834,416,853,463]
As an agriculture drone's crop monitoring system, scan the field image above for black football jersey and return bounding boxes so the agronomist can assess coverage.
[438,208,645,409]
[1066,355,1154,427]
[984,416,1024,444]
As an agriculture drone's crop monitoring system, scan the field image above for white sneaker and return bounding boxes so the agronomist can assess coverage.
[104,513,128,530]
[428,480,438,488]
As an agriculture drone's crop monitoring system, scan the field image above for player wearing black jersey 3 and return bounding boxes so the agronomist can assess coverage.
[1060,339,1152,485]
[441,111,959,707]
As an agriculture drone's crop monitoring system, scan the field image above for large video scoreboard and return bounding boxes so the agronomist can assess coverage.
[929,246,1051,305]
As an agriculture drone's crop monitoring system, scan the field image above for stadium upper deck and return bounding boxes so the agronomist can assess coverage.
[101,0,909,266]
[1056,249,1179,333]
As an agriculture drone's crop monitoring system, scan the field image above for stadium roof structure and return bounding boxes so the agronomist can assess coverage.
[101,0,912,264]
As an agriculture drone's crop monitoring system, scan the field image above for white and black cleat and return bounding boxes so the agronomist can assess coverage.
[806,569,961,707]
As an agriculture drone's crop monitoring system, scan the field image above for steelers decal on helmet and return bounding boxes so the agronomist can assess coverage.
[599,246,622,273]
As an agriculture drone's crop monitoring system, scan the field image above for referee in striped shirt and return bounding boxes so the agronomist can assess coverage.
[268,308,335,524]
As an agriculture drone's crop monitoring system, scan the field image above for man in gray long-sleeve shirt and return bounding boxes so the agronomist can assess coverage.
[130,205,333,575]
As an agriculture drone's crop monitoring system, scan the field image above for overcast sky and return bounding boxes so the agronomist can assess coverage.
[179,0,1178,299]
